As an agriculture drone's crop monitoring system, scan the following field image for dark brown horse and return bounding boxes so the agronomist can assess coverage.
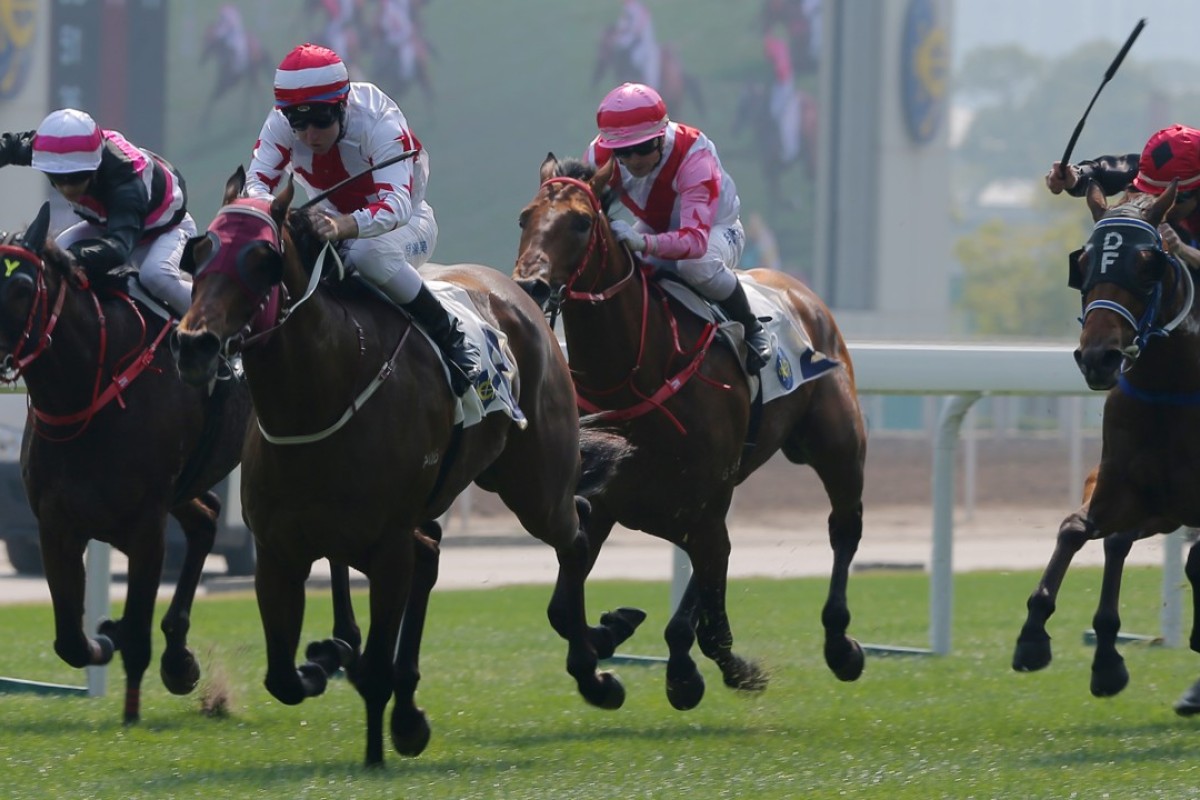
[1013,182,1200,712]
[171,169,637,766]
[514,155,867,709]
[0,204,251,722]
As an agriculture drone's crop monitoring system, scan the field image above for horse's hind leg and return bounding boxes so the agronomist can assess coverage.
[1013,509,1096,672]
[1174,539,1200,715]
[391,521,442,758]
[1090,530,1138,697]
[158,494,219,696]
[578,505,645,659]
[359,532,414,767]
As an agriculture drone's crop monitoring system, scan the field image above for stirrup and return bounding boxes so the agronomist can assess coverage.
[743,329,772,375]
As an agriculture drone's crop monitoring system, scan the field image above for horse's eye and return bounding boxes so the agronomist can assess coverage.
[570,213,592,234]
[517,210,529,230]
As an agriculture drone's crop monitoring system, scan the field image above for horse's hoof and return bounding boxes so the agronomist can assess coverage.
[592,607,648,659]
[97,619,122,651]
[305,638,355,676]
[723,658,769,692]
[666,661,705,710]
[160,648,201,695]
[391,706,432,757]
[580,671,626,710]
[1090,655,1129,698]
[826,637,865,682]
[1174,679,1200,716]
[1013,633,1053,672]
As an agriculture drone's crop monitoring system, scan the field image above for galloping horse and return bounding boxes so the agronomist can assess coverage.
[1012,181,1200,712]
[171,169,637,766]
[199,12,273,122]
[514,155,867,709]
[0,204,251,722]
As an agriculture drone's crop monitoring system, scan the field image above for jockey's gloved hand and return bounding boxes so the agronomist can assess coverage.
[610,220,647,252]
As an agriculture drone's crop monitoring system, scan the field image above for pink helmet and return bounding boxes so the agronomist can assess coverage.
[596,83,669,149]
[273,43,350,108]
[1133,124,1200,194]
[31,109,104,174]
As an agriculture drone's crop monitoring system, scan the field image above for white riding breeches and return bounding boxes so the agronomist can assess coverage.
[57,214,198,316]
[341,200,438,304]
[640,218,745,301]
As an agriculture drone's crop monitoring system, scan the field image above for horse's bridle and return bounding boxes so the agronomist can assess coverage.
[0,244,70,382]
[1077,216,1195,365]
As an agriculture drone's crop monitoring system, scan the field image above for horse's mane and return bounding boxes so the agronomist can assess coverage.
[553,158,619,218]
[285,207,325,265]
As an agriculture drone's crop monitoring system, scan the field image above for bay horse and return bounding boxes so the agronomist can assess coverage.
[171,168,638,767]
[514,155,867,709]
[1012,181,1200,712]
[0,203,252,722]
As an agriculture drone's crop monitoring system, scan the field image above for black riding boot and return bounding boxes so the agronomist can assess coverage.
[401,285,480,395]
[718,282,771,375]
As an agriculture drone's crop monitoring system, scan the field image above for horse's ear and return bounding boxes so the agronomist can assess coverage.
[270,177,294,225]
[539,152,559,184]
[591,157,615,196]
[1086,181,1109,222]
[1149,179,1178,226]
[179,233,212,277]
[20,202,52,256]
[223,166,246,205]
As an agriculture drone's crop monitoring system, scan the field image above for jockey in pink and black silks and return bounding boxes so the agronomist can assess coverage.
[0,108,195,316]
[245,42,478,395]
[584,82,772,374]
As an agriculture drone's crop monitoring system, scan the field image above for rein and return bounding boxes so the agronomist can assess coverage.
[540,175,726,433]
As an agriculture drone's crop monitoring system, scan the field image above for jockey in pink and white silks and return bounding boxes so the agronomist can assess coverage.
[611,0,660,91]
[0,109,195,316]
[584,82,772,374]
[245,43,478,394]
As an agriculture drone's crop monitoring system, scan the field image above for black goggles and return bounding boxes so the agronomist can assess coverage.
[46,170,93,187]
[612,138,661,158]
[282,104,340,131]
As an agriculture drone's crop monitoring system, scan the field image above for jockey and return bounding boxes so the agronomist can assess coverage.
[585,82,772,374]
[610,0,660,90]
[0,108,195,316]
[1046,124,1200,270]
[245,42,479,395]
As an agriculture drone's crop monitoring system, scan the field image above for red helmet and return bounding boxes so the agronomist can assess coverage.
[31,109,103,174]
[596,83,669,149]
[273,43,350,108]
[1133,124,1200,194]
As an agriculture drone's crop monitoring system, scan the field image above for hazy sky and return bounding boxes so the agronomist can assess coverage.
[953,0,1198,65]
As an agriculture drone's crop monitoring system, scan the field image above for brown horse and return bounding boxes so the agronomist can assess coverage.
[0,204,251,722]
[171,169,637,766]
[514,155,867,709]
[1012,182,1200,711]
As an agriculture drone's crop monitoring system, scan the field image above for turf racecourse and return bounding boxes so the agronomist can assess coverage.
[2,570,1199,799]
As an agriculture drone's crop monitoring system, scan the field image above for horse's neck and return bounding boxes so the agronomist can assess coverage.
[562,268,673,385]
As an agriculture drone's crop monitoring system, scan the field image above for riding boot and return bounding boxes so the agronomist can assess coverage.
[717,282,772,375]
[401,284,480,396]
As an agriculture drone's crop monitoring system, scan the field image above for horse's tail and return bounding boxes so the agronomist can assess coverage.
[576,415,635,499]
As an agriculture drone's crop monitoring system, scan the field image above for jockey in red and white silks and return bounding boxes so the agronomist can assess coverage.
[246,81,436,283]
[0,108,195,316]
[585,109,743,303]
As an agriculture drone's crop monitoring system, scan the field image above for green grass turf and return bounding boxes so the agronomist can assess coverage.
[2,569,1199,798]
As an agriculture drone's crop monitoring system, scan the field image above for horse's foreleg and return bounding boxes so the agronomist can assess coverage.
[1174,539,1200,715]
[390,521,442,758]
[42,532,115,671]
[159,496,219,696]
[361,532,413,768]
[113,527,167,724]
[663,575,704,710]
[303,561,362,684]
[579,508,645,659]
[257,554,326,706]
[1090,531,1137,697]
[822,502,865,682]
[689,529,768,696]
[1013,509,1095,672]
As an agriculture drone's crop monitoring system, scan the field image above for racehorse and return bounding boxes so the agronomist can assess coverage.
[514,155,867,709]
[199,14,272,122]
[171,168,638,766]
[592,34,706,120]
[732,80,818,208]
[0,204,251,722]
[1012,181,1200,712]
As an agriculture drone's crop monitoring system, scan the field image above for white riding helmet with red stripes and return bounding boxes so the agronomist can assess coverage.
[274,43,351,108]
[31,109,104,174]
[596,83,669,149]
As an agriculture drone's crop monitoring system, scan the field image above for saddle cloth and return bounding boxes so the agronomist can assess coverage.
[656,273,840,403]
[424,281,527,430]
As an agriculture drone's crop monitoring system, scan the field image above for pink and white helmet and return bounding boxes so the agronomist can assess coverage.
[596,83,669,149]
[273,43,350,108]
[30,109,103,174]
